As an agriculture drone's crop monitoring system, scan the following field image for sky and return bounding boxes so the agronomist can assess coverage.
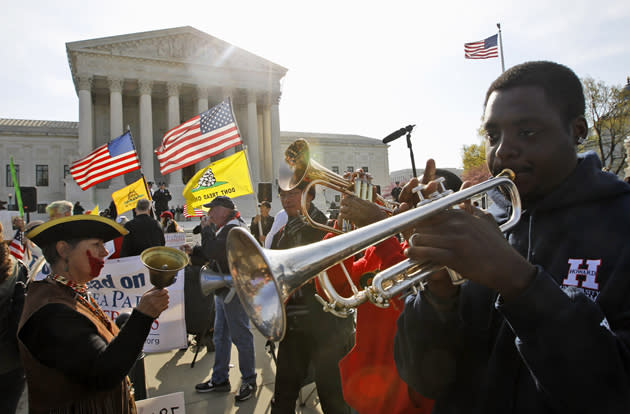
[0,0,628,171]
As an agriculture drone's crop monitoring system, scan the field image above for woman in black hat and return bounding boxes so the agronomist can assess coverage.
[17,215,169,414]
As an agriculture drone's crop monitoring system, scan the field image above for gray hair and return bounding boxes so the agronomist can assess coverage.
[136,198,151,212]
[46,200,73,219]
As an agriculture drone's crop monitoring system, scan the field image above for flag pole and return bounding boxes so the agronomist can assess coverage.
[497,23,505,73]
[10,157,24,218]
[242,145,264,238]
[229,98,262,228]
[242,145,261,204]
[126,128,155,218]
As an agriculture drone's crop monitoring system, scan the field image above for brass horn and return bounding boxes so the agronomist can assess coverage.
[199,265,233,296]
[140,246,189,288]
[279,138,396,234]
[227,171,521,341]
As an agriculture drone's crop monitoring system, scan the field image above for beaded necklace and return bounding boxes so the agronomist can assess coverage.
[50,274,114,334]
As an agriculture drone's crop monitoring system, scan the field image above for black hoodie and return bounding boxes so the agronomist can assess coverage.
[394,152,630,414]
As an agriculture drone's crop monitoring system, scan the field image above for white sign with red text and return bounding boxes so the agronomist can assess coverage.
[88,255,187,352]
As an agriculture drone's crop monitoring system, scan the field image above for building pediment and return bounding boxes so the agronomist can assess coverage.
[67,26,287,76]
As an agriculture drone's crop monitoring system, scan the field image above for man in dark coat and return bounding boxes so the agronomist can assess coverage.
[249,201,274,246]
[270,185,354,414]
[120,198,165,257]
[152,182,172,218]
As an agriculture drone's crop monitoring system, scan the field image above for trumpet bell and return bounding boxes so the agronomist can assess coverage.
[140,246,189,288]
[227,229,286,341]
[199,265,233,296]
[228,171,522,341]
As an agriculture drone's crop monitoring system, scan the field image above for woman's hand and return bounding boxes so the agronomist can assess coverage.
[136,287,170,319]
[179,244,193,255]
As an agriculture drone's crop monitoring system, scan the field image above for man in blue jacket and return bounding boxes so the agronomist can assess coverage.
[394,61,630,413]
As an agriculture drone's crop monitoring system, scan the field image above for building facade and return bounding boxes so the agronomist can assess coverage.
[1,27,389,220]
[64,26,287,209]
[0,119,79,215]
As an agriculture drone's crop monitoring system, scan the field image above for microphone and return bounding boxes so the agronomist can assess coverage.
[382,125,415,144]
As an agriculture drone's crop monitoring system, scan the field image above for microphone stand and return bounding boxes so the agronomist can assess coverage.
[406,129,417,177]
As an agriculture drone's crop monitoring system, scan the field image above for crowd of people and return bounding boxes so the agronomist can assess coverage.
[1,60,630,414]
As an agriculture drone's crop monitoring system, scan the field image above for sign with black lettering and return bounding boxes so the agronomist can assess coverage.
[88,256,187,352]
[135,391,185,414]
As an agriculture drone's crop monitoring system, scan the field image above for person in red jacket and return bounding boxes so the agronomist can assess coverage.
[321,165,461,414]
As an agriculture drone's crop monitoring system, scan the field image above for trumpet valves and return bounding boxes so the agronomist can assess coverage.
[413,176,453,207]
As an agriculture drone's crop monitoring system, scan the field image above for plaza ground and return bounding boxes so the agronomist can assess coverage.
[18,327,324,414]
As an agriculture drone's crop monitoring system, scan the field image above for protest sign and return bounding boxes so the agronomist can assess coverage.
[164,232,186,249]
[88,255,187,352]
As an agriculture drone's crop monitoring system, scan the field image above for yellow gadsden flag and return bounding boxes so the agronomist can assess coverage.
[183,150,253,215]
[111,177,151,214]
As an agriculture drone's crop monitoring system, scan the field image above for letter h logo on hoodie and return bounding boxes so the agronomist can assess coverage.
[563,258,601,290]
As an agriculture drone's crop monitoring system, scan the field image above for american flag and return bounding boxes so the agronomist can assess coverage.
[155,98,242,175]
[70,131,141,190]
[9,229,25,261]
[464,34,499,59]
[184,203,206,218]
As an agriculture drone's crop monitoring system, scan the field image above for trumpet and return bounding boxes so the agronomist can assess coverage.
[279,138,396,234]
[227,171,521,341]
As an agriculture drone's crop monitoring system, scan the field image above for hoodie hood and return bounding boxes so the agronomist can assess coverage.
[531,151,630,212]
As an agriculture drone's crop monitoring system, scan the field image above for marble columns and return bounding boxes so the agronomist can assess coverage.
[138,80,154,181]
[195,86,209,171]
[270,95,281,186]
[108,77,125,188]
[246,91,261,184]
[77,75,94,202]
[167,82,183,187]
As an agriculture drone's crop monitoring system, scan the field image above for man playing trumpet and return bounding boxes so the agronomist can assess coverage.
[322,167,462,414]
[270,183,354,414]
[395,61,630,413]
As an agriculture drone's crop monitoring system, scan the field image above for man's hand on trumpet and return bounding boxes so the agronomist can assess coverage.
[404,160,537,302]
[337,196,387,228]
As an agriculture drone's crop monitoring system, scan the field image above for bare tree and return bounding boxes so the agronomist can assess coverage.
[582,77,630,175]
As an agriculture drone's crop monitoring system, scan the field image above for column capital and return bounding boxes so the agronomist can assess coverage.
[166,81,181,97]
[270,91,282,105]
[247,90,257,104]
[138,79,153,95]
[262,91,281,105]
[107,77,124,93]
[77,75,93,91]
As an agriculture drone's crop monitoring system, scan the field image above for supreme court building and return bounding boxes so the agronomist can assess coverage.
[0,26,390,219]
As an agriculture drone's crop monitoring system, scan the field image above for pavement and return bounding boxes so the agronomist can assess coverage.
[17,220,325,413]
[18,328,324,414]
[141,330,324,413]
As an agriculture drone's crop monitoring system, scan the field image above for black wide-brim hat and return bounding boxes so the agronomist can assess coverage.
[26,215,129,248]
[203,195,235,209]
